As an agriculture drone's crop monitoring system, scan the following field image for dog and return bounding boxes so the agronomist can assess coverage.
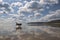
[16,23,22,30]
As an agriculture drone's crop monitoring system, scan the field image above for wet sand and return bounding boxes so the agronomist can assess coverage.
[0,25,60,40]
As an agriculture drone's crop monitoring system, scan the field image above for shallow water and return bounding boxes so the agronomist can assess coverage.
[0,24,60,40]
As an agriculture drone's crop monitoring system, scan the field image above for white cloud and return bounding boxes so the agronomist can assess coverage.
[23,1,28,3]
[31,0,40,1]
[18,1,44,14]
[0,2,14,14]
[40,0,58,5]
[0,0,3,2]
[34,13,42,17]
[18,7,31,13]
[17,1,45,22]
[28,15,33,18]
[8,14,19,17]
[11,2,23,7]
[20,13,25,17]
[40,0,59,5]
[46,0,59,4]
[39,9,60,22]
[25,1,43,10]
[40,0,44,4]
[0,11,4,14]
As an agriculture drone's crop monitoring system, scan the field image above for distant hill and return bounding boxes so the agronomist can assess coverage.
[49,20,60,23]
[28,20,60,23]
[27,20,60,26]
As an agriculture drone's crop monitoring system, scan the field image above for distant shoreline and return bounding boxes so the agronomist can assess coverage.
[27,20,60,27]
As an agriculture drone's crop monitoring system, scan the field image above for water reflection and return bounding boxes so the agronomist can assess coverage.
[0,24,60,40]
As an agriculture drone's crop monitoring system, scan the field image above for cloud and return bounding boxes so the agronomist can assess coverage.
[0,0,3,2]
[34,13,42,17]
[40,0,59,5]
[28,15,33,18]
[8,14,19,17]
[23,1,28,3]
[46,0,59,4]
[17,1,44,22]
[11,2,23,7]
[18,7,34,19]
[18,7,31,13]
[0,2,14,14]
[39,9,60,22]
[12,0,59,22]
[31,0,40,2]
[0,11,4,14]
[24,1,44,10]
[0,2,9,10]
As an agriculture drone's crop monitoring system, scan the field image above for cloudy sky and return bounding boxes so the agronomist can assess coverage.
[0,0,60,23]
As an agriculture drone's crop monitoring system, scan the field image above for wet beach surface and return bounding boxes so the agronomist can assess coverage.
[0,24,60,40]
